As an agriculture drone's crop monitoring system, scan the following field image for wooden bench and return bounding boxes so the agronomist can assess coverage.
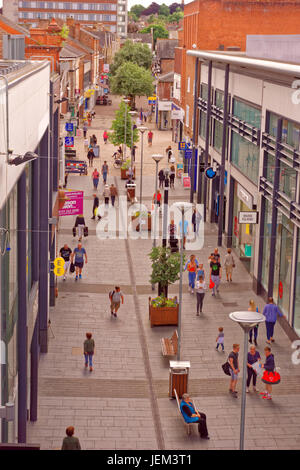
[174,388,198,436]
[161,330,178,357]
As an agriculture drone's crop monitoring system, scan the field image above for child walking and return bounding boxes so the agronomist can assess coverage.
[216,327,224,351]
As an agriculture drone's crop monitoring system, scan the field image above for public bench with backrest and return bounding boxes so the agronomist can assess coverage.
[174,388,198,436]
[161,330,178,357]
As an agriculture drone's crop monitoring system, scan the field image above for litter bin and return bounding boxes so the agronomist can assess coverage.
[169,361,191,399]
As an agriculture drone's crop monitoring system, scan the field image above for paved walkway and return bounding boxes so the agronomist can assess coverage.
[27,96,300,450]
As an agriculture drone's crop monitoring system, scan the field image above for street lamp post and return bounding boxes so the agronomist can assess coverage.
[173,202,193,361]
[152,155,164,249]
[162,168,170,249]
[229,311,265,450]
[129,110,137,171]
[137,126,147,212]
[123,98,130,161]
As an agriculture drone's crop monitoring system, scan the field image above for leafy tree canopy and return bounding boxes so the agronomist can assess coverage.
[140,24,169,43]
[142,2,160,16]
[158,3,170,16]
[110,40,152,76]
[130,4,146,18]
[110,62,154,107]
[109,101,139,148]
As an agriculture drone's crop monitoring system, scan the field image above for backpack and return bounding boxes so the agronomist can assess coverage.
[109,290,115,300]
[222,360,231,376]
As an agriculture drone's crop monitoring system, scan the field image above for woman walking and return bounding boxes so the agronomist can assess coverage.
[184,254,199,294]
[195,275,206,315]
[246,345,261,393]
[110,183,118,207]
[248,299,259,345]
[84,332,95,372]
[224,248,235,282]
[169,165,175,189]
[103,184,110,207]
[92,168,100,190]
[103,130,108,144]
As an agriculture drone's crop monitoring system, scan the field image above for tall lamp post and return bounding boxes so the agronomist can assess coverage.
[129,110,137,171]
[152,155,164,249]
[137,126,147,211]
[123,98,130,161]
[162,168,170,248]
[173,202,193,361]
[229,311,265,450]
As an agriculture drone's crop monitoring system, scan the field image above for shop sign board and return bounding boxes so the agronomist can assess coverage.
[237,184,253,209]
[158,100,172,111]
[238,211,258,224]
[178,141,186,150]
[65,136,74,147]
[65,122,74,133]
[205,167,217,180]
[103,64,110,73]
[59,190,84,217]
[182,173,191,189]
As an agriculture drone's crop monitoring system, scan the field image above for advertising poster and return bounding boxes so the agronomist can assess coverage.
[59,190,84,217]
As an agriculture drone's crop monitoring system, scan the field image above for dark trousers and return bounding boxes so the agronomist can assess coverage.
[159,179,164,189]
[247,367,257,387]
[249,326,258,342]
[265,321,275,340]
[104,197,109,206]
[196,293,205,313]
[195,412,208,438]
[111,195,115,206]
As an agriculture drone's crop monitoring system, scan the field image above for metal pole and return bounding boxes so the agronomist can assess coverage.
[217,63,229,246]
[153,161,159,249]
[0,76,9,163]
[177,208,184,361]
[124,102,127,161]
[203,61,212,221]
[240,328,249,450]
[162,172,169,248]
[190,58,199,203]
[139,130,145,211]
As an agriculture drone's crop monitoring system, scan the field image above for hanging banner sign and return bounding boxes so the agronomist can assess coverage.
[59,190,84,217]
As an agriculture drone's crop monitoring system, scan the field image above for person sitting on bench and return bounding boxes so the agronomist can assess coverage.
[180,393,210,439]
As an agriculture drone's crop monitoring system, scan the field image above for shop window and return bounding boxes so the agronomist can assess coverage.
[233,99,261,129]
[261,198,272,291]
[279,162,296,200]
[293,233,300,336]
[231,132,259,184]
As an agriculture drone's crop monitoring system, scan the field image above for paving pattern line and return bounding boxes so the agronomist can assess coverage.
[115,176,165,450]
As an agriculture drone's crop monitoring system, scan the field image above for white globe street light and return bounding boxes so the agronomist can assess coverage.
[229,310,265,450]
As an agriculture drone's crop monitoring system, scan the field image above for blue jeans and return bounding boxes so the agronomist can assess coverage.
[188,271,196,289]
[265,321,275,341]
[93,178,99,189]
[216,342,224,351]
[211,275,220,295]
[249,325,258,342]
[103,172,107,183]
[84,353,93,367]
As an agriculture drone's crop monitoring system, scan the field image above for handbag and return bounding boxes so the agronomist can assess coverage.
[84,226,88,237]
[70,262,75,273]
[222,361,231,376]
[209,278,215,289]
[262,370,281,385]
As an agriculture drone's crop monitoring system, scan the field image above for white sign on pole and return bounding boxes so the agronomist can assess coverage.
[238,211,258,224]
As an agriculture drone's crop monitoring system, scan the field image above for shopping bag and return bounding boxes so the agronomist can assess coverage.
[209,278,215,289]
[84,226,88,237]
[262,370,281,385]
[70,262,75,273]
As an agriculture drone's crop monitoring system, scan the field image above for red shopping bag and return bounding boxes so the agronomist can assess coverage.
[209,278,215,289]
[262,370,281,385]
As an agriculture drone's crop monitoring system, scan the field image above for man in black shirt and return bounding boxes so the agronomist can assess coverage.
[228,344,240,397]
[91,194,101,221]
[59,244,72,281]
[210,255,222,296]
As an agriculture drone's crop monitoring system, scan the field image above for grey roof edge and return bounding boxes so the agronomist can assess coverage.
[187,50,300,78]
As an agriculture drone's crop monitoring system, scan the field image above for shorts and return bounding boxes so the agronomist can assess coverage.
[225,266,233,275]
[230,369,239,380]
[111,301,120,311]
[75,261,84,269]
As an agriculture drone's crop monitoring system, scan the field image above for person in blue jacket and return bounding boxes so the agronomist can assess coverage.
[262,297,284,344]
[180,393,209,439]
[260,346,277,400]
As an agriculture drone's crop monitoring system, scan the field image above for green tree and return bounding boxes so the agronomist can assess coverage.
[158,3,170,17]
[149,246,184,297]
[168,10,184,23]
[110,61,154,109]
[128,11,138,22]
[140,24,169,44]
[130,4,146,18]
[110,40,152,76]
[108,101,139,149]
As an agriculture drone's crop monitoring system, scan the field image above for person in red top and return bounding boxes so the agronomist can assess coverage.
[148,130,153,146]
[153,190,162,209]
[103,130,108,144]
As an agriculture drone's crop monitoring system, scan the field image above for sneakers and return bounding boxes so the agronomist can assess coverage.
[79,274,82,280]
[85,363,88,368]
[191,289,194,294]
[113,313,117,318]
[75,276,78,281]
[246,387,250,393]
[89,367,93,372]
[253,387,258,392]
[262,394,272,400]
[196,312,199,316]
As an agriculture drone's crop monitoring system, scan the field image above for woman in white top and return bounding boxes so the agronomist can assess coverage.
[195,275,206,315]
[224,248,235,282]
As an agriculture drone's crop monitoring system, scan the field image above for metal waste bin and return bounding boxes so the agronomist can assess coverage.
[169,361,191,399]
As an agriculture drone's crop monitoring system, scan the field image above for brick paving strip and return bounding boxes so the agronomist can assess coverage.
[114,176,166,450]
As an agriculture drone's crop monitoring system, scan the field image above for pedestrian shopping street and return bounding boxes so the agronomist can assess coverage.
[27,97,300,450]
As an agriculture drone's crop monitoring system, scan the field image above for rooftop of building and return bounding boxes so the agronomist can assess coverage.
[157,71,174,82]
[0,59,49,83]
[156,38,179,60]
[59,43,86,59]
[0,14,30,37]
[127,32,153,44]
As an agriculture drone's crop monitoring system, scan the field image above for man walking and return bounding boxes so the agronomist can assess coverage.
[109,286,124,318]
[210,255,222,296]
[83,122,88,139]
[228,344,240,397]
[148,130,153,146]
[262,297,284,344]
[59,243,72,281]
[84,332,95,372]
[91,194,101,220]
[102,161,109,184]
[87,147,95,167]
[71,242,87,281]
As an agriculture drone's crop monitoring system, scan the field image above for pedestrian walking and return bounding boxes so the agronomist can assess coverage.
[91,194,101,220]
[248,299,259,345]
[196,263,205,280]
[184,254,199,293]
[61,426,81,450]
[92,168,100,190]
[178,218,189,250]
[103,130,108,144]
[87,112,92,126]
[169,165,175,189]
[180,393,210,439]
[71,242,87,281]
[110,183,118,207]
[87,147,95,167]
[148,130,153,146]
[74,214,86,241]
[210,255,222,296]
[83,122,88,139]
[192,208,202,234]
[166,145,172,161]
[208,247,221,263]
[103,184,110,207]
[102,161,109,184]
[168,219,177,241]
[109,286,124,318]
[262,297,284,344]
[59,243,72,281]
[158,169,165,189]
[131,144,137,162]
[260,346,279,400]
[216,327,225,351]
[246,345,261,393]
[152,189,162,213]
[91,134,97,146]
[224,248,235,282]
[63,173,68,189]
[228,343,240,397]
[84,332,95,372]
[84,137,89,153]
[195,275,206,315]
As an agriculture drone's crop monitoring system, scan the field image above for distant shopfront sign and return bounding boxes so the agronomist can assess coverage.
[237,184,254,209]
[103,64,110,73]
[158,101,172,111]
[238,211,259,224]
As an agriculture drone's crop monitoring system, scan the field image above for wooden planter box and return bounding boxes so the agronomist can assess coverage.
[148,297,178,327]
[121,167,136,180]
[132,212,151,231]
